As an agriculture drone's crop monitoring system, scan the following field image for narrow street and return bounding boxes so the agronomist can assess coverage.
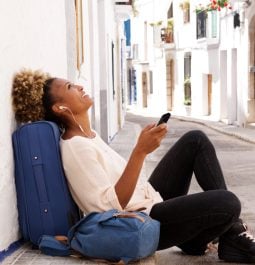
[1,0,255,263]
[127,112,255,224]
[126,112,255,265]
[3,112,255,265]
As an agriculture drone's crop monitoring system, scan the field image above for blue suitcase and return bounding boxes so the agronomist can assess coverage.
[12,121,80,246]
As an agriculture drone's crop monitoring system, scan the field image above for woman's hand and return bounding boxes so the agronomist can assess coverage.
[115,123,168,209]
[134,123,168,156]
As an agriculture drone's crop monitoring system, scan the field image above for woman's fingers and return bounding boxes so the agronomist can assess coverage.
[143,123,156,131]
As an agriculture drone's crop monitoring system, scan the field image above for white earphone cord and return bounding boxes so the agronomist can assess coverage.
[63,107,92,138]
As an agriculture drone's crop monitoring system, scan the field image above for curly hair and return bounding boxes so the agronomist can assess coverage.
[12,69,50,123]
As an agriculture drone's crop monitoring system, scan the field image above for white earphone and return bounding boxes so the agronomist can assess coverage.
[59,106,67,110]
[58,105,93,138]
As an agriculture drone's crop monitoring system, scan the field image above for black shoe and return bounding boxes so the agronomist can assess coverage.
[179,245,207,256]
[178,241,207,256]
[218,221,255,263]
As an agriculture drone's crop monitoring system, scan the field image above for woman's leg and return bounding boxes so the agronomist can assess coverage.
[149,130,227,200]
[150,190,241,251]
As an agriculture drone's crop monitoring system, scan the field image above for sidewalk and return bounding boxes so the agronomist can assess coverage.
[2,110,255,265]
[173,114,255,144]
[126,106,255,145]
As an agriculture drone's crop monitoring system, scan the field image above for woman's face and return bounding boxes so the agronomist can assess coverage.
[50,78,93,114]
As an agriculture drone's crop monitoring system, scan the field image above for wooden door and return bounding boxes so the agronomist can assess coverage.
[142,72,148,107]
[208,74,212,115]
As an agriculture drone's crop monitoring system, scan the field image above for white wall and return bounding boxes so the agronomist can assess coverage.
[172,0,253,124]
[129,0,255,124]
[0,0,73,251]
[98,0,120,142]
[0,0,130,252]
[130,0,172,113]
[87,0,101,133]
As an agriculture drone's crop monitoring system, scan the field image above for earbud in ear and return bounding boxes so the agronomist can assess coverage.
[59,106,67,110]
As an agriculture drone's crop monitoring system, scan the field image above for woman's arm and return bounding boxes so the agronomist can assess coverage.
[115,123,168,209]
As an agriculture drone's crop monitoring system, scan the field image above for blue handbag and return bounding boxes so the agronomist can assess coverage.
[38,209,160,264]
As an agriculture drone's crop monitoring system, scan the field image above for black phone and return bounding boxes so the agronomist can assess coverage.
[157,113,171,126]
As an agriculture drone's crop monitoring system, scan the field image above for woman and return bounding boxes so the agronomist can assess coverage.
[41,77,255,263]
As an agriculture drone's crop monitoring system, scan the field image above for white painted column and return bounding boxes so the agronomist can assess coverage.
[220,50,228,120]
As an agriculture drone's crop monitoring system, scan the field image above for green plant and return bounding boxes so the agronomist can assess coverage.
[184,77,191,86]
[167,18,174,30]
[149,20,163,27]
[132,0,139,17]
[179,0,190,10]
[184,98,192,106]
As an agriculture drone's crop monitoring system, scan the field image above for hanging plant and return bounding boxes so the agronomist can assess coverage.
[195,0,232,14]
[167,18,174,30]
[132,0,139,17]
[179,0,190,11]
[149,20,163,27]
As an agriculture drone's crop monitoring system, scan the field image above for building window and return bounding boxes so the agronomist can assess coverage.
[167,3,173,19]
[197,11,207,39]
[211,11,217,38]
[184,53,191,78]
[75,0,84,70]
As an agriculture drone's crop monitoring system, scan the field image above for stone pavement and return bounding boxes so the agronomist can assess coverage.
[2,109,255,265]
[174,115,255,145]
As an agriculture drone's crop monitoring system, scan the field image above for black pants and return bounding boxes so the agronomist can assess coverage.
[149,130,241,251]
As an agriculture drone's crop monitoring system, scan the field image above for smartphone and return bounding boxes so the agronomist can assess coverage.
[157,112,171,126]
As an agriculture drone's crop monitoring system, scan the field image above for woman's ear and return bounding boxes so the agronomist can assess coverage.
[52,104,65,114]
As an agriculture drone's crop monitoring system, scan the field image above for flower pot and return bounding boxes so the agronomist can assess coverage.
[185,105,191,116]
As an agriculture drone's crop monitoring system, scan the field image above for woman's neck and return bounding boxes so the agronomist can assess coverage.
[63,112,95,139]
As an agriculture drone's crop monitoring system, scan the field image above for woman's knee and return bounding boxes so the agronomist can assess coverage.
[182,130,214,150]
[184,130,208,142]
[215,190,241,219]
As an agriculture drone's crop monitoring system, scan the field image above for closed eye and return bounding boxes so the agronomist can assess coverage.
[67,83,73,89]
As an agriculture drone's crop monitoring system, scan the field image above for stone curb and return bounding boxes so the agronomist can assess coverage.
[173,115,255,145]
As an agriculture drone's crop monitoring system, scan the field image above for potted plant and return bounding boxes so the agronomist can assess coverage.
[184,98,191,106]
[184,77,191,115]
[179,0,190,10]
[132,0,139,17]
[179,0,190,22]
[179,0,190,23]
[165,18,174,43]
[195,0,232,14]
[184,98,192,116]
[184,77,191,96]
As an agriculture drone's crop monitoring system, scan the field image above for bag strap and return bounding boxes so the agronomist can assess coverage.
[113,212,145,223]
[39,234,126,264]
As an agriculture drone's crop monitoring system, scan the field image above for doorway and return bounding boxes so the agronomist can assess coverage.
[142,72,148,107]
[208,74,212,115]
[248,15,255,122]
[166,59,174,110]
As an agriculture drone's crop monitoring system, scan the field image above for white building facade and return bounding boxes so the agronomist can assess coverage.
[0,0,131,255]
[130,0,255,126]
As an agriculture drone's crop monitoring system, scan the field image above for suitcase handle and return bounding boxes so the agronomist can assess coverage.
[28,127,55,235]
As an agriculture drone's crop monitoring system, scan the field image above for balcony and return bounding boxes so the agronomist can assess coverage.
[115,0,133,21]
[160,28,175,49]
[161,28,174,43]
